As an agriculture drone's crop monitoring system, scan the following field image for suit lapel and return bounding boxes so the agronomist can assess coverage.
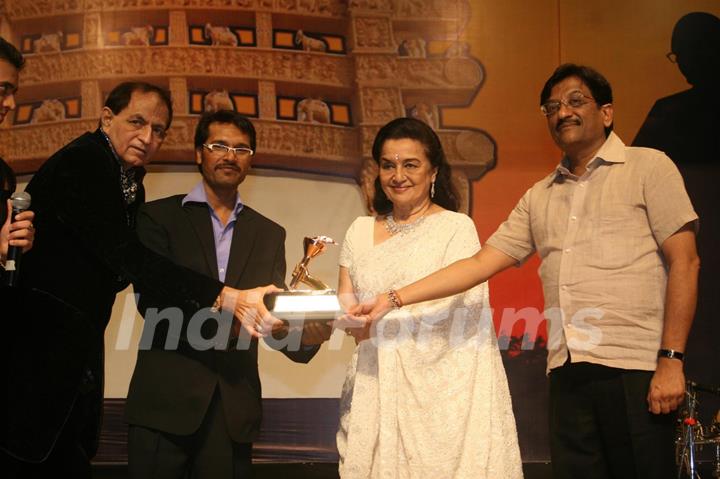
[225,208,257,287]
[183,202,220,279]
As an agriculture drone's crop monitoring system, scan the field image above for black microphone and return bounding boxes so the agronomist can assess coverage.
[3,191,31,287]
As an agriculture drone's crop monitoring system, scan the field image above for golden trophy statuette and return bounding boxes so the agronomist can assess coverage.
[265,236,341,321]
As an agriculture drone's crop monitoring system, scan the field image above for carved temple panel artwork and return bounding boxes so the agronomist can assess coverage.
[0,0,491,212]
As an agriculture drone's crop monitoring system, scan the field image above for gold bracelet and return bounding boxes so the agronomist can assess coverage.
[387,289,403,309]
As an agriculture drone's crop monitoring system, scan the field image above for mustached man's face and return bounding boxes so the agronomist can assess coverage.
[196,122,253,193]
[101,91,170,169]
[545,76,613,156]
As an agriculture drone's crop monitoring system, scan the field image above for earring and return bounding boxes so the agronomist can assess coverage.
[430,180,435,198]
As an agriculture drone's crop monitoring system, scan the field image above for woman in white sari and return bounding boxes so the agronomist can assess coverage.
[336,118,522,478]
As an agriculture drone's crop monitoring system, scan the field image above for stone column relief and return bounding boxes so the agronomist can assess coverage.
[258,81,276,120]
[168,10,188,46]
[80,80,102,118]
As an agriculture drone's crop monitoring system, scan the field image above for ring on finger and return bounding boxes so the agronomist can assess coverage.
[255,323,263,332]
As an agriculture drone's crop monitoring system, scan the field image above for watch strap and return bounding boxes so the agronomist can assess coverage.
[658,349,684,361]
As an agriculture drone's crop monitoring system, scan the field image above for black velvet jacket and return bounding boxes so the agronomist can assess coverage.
[4,129,224,462]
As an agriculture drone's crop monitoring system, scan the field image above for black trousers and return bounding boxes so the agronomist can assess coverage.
[549,362,676,479]
[128,388,253,479]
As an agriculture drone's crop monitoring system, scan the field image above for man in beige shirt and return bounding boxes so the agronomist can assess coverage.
[359,64,699,479]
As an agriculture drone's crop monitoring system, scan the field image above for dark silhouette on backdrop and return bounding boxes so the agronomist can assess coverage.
[633,10,720,433]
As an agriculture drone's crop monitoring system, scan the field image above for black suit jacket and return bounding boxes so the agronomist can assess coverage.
[9,130,224,461]
[125,195,317,443]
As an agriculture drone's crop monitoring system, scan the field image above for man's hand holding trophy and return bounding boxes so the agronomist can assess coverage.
[264,236,341,345]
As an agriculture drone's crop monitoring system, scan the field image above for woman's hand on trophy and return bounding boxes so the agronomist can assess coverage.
[333,313,372,344]
[218,285,284,338]
[347,292,394,324]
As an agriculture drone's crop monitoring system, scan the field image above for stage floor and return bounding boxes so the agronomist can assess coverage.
[94,462,555,478]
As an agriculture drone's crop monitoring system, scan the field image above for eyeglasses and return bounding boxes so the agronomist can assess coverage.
[125,117,167,140]
[540,91,596,116]
[0,82,17,99]
[203,143,255,157]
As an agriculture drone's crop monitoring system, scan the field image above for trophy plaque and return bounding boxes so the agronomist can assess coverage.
[265,236,342,321]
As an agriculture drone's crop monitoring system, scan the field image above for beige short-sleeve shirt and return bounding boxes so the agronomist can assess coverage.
[486,132,698,373]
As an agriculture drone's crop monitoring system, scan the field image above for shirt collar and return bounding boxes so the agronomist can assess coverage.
[549,131,626,185]
[182,181,244,216]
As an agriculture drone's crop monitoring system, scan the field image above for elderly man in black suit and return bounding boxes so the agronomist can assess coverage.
[10,82,280,477]
[125,110,327,478]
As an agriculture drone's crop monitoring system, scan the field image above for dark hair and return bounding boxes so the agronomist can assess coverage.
[371,117,458,214]
[0,157,16,194]
[0,36,24,70]
[104,82,173,129]
[194,110,256,151]
[540,63,613,136]
[193,110,257,173]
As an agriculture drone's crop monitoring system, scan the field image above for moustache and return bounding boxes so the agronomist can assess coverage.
[215,163,241,171]
[556,118,580,131]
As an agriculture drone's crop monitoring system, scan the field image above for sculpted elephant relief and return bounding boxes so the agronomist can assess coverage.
[294,30,328,52]
[297,98,331,123]
[33,99,66,123]
[204,23,238,46]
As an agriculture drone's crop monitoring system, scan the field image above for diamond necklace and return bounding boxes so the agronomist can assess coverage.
[384,211,428,235]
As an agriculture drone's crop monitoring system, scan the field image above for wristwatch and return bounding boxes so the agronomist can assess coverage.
[658,349,684,361]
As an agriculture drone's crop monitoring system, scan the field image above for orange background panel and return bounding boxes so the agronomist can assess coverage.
[277,98,296,118]
[106,31,120,44]
[14,105,33,124]
[190,27,205,43]
[236,29,255,45]
[155,28,167,43]
[232,95,257,116]
[65,32,81,48]
[322,36,343,52]
[65,98,80,116]
[190,93,203,113]
[275,31,294,48]
[330,104,350,124]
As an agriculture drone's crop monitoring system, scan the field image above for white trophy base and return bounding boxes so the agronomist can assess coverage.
[265,290,341,322]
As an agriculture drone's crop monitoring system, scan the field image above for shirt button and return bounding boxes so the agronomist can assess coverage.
[579,183,586,188]
[564,248,571,253]
[571,215,577,221]
[220,268,225,273]
[561,285,567,291]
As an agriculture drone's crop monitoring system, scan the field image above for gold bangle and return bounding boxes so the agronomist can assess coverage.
[387,289,403,309]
